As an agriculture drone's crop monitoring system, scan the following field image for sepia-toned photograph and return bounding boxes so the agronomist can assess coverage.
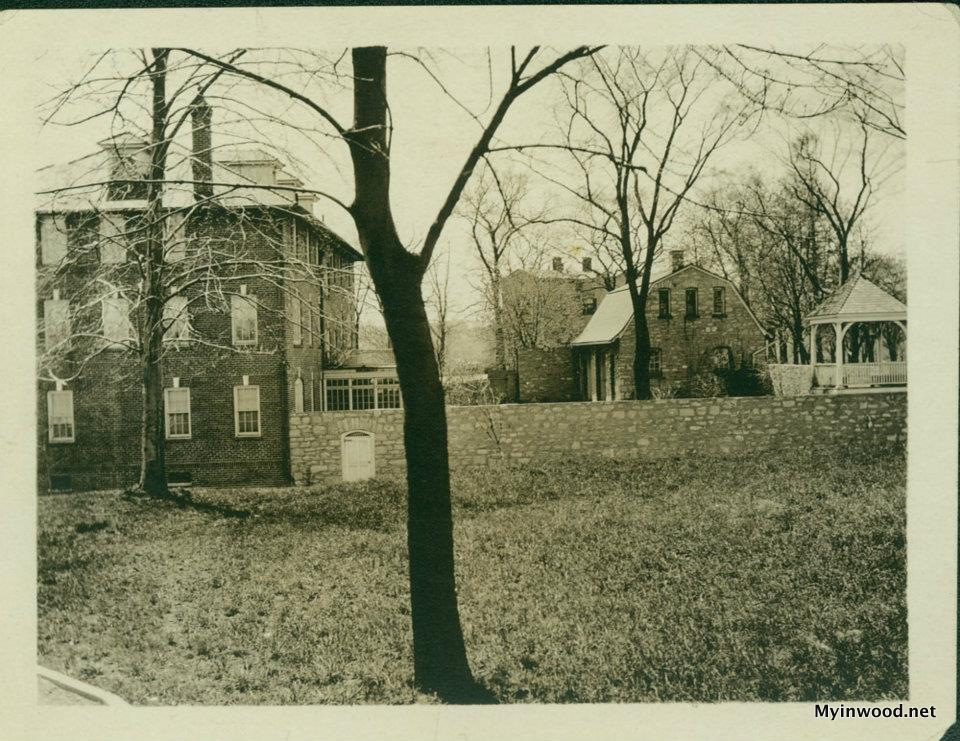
[2,4,956,740]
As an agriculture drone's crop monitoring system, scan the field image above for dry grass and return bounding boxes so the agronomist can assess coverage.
[38,444,907,704]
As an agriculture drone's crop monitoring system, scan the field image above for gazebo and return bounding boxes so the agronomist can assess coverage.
[807,273,907,390]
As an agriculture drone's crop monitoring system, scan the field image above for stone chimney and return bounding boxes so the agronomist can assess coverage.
[190,94,213,201]
[582,256,592,272]
[670,249,685,273]
[276,172,316,216]
[552,257,563,272]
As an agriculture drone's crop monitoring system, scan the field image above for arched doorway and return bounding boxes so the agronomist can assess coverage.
[341,430,375,482]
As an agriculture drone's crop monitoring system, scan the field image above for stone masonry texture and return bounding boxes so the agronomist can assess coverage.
[289,391,907,485]
[517,347,576,402]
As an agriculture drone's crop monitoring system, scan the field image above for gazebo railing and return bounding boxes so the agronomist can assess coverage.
[814,361,906,388]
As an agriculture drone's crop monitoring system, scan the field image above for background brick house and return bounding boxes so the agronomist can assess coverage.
[517,251,769,401]
[36,102,396,492]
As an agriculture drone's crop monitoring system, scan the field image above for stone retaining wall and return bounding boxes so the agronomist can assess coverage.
[290,391,906,485]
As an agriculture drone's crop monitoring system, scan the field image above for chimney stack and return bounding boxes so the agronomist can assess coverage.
[670,249,685,273]
[582,257,592,272]
[552,257,563,272]
[190,94,213,201]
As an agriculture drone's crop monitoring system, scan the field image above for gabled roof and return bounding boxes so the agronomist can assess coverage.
[570,285,635,346]
[571,263,769,346]
[806,273,906,323]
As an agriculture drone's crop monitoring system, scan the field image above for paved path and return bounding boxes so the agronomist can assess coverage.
[37,666,128,706]
[38,676,101,705]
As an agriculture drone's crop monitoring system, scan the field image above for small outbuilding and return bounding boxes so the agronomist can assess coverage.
[806,273,907,390]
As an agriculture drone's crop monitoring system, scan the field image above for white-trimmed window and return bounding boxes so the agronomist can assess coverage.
[98,212,127,264]
[304,300,312,347]
[234,383,261,437]
[291,295,303,346]
[101,294,135,348]
[231,288,257,346]
[293,376,305,413]
[47,389,75,443]
[43,294,70,351]
[40,215,68,266]
[323,374,402,411]
[163,294,190,343]
[164,386,192,439]
[649,348,662,376]
[712,286,726,317]
[164,211,187,262]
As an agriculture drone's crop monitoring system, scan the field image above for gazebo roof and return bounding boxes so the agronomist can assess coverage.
[806,273,906,324]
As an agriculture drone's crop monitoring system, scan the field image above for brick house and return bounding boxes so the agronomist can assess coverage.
[502,257,612,401]
[36,100,398,492]
[569,251,769,400]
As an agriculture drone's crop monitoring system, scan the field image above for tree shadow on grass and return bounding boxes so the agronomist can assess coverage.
[122,487,251,519]
[432,678,500,705]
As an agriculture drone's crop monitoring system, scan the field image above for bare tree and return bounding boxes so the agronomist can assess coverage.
[500,265,583,366]
[177,44,599,701]
[699,44,905,140]
[786,119,885,284]
[424,246,452,379]
[458,164,543,370]
[511,47,754,398]
[38,49,348,497]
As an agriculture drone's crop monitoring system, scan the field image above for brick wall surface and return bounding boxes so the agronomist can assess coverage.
[39,352,290,491]
[517,347,576,402]
[290,391,906,485]
[36,206,359,492]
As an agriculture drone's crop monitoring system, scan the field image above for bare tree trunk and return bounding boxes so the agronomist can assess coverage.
[137,49,171,497]
[839,237,850,284]
[347,46,484,702]
[490,266,507,369]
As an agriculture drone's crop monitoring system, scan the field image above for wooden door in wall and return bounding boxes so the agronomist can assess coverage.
[342,431,375,481]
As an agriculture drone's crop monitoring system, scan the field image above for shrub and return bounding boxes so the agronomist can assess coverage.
[445,376,502,406]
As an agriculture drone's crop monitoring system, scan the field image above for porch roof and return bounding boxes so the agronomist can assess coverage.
[806,273,906,324]
[571,285,634,346]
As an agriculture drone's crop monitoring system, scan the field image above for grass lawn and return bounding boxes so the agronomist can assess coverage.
[37,444,907,705]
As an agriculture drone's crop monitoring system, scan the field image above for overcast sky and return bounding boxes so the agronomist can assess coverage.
[35,45,905,324]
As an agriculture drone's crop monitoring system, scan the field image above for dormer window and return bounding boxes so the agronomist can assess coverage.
[100,134,151,201]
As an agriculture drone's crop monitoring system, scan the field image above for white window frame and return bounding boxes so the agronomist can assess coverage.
[293,376,305,413]
[712,286,726,316]
[291,295,303,346]
[47,389,75,443]
[98,212,127,264]
[101,293,135,349]
[43,296,70,352]
[164,386,192,440]
[233,384,262,438]
[40,215,68,266]
[649,348,662,376]
[164,211,187,262]
[163,294,190,344]
[231,290,258,347]
[322,372,402,412]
